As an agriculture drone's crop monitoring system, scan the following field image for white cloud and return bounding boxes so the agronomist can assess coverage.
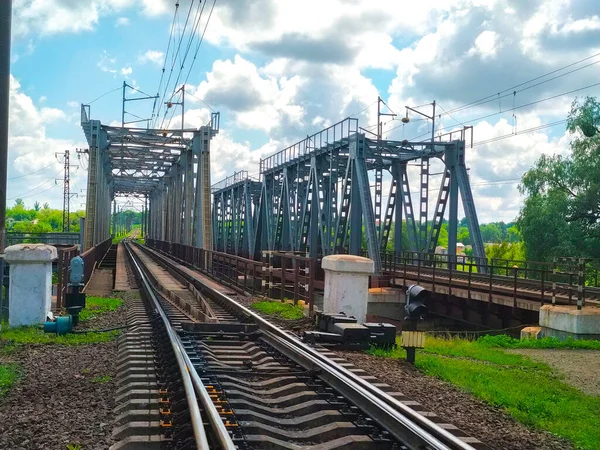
[121,66,133,76]
[194,55,378,140]
[115,17,130,27]
[7,75,86,207]
[138,50,164,66]
[97,51,117,74]
[12,0,178,37]
[469,30,500,59]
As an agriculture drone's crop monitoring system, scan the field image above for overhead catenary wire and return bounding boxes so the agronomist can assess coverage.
[388,81,600,141]
[8,162,59,180]
[440,51,600,116]
[164,0,218,130]
[151,5,180,124]
[86,86,122,105]
[9,181,63,201]
[182,0,217,87]
[163,0,217,130]
[155,0,204,129]
[7,170,63,200]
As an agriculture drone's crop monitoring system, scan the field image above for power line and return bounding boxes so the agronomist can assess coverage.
[155,0,204,129]
[7,170,63,200]
[86,86,122,105]
[10,182,62,201]
[184,87,215,112]
[387,81,600,140]
[473,119,567,147]
[151,5,180,124]
[162,0,213,130]
[153,2,184,128]
[182,0,217,86]
[442,51,600,116]
[7,162,58,180]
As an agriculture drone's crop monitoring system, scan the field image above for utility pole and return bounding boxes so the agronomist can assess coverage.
[62,150,70,231]
[0,0,13,253]
[56,150,78,232]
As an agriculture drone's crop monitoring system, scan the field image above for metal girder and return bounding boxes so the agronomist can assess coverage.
[81,105,219,248]
[211,117,487,272]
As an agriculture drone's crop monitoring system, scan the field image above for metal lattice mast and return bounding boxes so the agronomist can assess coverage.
[62,150,70,232]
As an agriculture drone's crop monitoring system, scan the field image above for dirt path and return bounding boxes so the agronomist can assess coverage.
[507,348,600,397]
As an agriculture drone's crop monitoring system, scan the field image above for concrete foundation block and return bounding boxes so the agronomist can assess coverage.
[539,305,600,340]
[520,326,542,340]
[4,244,57,327]
[322,255,374,324]
[367,287,404,321]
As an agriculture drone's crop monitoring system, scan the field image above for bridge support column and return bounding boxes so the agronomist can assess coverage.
[540,305,600,340]
[4,244,57,326]
[322,254,374,324]
[192,127,213,250]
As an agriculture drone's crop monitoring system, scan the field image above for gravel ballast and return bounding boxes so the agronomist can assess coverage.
[0,300,126,450]
[338,351,573,450]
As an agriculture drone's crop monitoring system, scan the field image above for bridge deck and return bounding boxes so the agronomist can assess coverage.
[386,267,600,311]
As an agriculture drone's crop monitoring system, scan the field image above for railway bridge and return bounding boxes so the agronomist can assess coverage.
[77,104,600,335]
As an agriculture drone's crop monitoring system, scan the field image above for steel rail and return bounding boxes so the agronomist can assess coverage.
[137,243,476,450]
[124,242,236,450]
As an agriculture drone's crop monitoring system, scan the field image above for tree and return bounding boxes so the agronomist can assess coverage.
[507,225,521,243]
[33,201,40,211]
[14,198,24,207]
[518,96,600,261]
[457,226,470,245]
[480,223,502,243]
[43,202,49,210]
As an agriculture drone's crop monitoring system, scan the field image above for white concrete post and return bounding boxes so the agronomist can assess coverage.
[4,244,57,326]
[322,254,374,324]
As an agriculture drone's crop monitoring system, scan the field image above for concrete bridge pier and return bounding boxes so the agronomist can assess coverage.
[4,244,57,326]
[540,305,600,340]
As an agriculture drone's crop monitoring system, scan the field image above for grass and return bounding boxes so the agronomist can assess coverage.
[78,296,123,322]
[0,325,120,346]
[478,334,600,350]
[251,300,305,320]
[0,364,20,397]
[90,375,111,383]
[370,335,600,449]
[0,296,124,350]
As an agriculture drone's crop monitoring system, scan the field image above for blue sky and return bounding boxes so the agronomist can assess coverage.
[6,0,600,221]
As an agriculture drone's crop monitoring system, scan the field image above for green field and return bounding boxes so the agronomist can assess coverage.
[370,335,600,449]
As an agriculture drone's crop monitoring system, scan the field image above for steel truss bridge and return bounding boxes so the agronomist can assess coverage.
[80,104,219,252]
[211,118,485,273]
[81,109,485,275]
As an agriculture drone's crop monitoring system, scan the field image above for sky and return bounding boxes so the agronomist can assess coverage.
[5,0,600,222]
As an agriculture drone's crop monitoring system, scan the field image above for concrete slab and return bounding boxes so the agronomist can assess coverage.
[115,243,133,291]
[540,304,600,339]
[84,269,114,297]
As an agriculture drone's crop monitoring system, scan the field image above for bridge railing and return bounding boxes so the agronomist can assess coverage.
[80,238,112,289]
[5,232,81,247]
[259,118,358,174]
[146,239,318,312]
[56,245,79,310]
[379,251,597,309]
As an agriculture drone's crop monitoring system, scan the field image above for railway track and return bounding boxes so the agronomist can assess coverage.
[114,241,485,450]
